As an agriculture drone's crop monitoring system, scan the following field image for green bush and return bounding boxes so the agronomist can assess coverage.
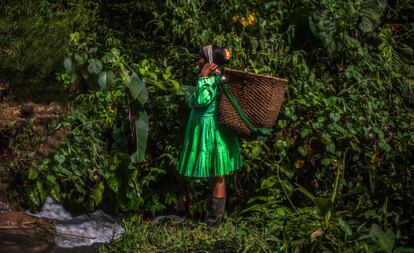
[4,0,413,251]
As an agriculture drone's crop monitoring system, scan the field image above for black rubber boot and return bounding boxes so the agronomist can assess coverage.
[205,196,226,226]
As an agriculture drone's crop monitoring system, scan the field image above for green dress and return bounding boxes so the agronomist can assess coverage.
[177,74,243,177]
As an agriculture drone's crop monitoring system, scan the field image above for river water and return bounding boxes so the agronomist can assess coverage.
[0,197,124,253]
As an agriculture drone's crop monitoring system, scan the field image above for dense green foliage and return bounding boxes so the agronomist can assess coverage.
[1,0,414,251]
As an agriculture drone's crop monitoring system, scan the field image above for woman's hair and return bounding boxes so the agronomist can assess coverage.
[198,44,229,66]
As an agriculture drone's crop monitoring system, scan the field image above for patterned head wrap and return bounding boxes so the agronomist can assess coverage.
[203,44,214,63]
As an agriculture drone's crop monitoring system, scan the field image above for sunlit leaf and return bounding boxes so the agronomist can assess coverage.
[90,182,104,208]
[169,79,180,90]
[310,228,325,242]
[28,169,39,180]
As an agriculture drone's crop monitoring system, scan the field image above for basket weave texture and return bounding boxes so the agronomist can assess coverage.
[218,68,288,138]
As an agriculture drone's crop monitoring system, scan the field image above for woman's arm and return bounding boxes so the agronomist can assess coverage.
[188,75,220,108]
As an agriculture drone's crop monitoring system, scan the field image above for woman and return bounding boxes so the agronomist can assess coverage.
[176,44,242,226]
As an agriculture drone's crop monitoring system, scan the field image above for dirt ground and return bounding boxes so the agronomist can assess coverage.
[0,99,68,206]
[0,101,64,126]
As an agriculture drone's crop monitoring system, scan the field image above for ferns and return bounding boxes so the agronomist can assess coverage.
[379,28,414,102]
[359,0,387,33]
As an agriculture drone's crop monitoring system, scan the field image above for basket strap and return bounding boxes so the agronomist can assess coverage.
[220,82,272,136]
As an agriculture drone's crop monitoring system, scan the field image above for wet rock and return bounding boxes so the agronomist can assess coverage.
[32,197,124,248]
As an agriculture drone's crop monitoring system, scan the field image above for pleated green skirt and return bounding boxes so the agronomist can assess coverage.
[177,110,243,178]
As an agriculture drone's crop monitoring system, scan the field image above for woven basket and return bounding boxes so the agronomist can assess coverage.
[217,68,288,138]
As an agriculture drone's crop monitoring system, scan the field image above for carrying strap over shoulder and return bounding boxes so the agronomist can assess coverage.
[220,81,272,136]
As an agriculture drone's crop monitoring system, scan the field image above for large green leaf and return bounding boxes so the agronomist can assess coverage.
[98,70,115,90]
[314,197,333,216]
[63,57,72,72]
[295,183,315,200]
[87,58,103,74]
[137,88,149,105]
[106,173,121,193]
[111,127,129,154]
[296,183,333,226]
[74,52,88,65]
[90,182,104,208]
[131,110,149,162]
[49,184,61,202]
[125,187,141,210]
[129,73,146,99]
[338,218,352,237]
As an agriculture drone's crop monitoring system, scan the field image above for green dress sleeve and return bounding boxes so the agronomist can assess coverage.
[188,75,220,108]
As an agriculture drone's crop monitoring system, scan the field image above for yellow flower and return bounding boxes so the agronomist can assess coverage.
[241,18,248,27]
[232,11,255,28]
[247,12,255,25]
[108,104,116,114]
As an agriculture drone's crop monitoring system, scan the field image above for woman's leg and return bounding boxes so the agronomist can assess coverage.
[206,176,226,226]
[210,176,226,198]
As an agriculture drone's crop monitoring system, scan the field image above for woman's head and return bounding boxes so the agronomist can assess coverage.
[197,44,231,67]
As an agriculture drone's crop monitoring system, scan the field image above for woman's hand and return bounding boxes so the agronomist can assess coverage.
[199,63,221,77]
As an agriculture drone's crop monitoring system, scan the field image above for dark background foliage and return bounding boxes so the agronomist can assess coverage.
[1,0,413,251]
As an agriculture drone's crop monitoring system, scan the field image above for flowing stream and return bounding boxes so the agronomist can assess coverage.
[0,197,124,253]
